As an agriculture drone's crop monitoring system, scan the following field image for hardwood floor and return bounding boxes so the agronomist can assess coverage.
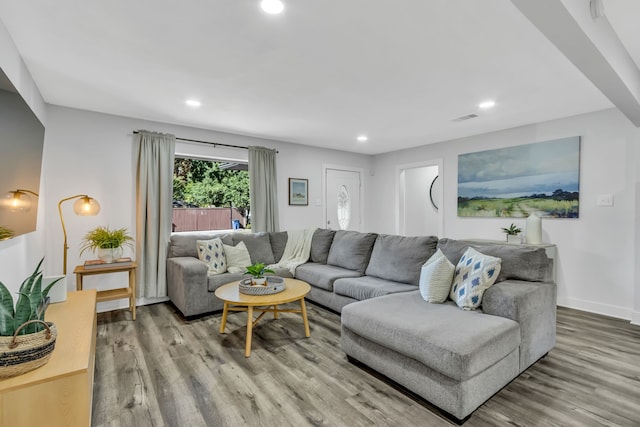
[92,302,640,427]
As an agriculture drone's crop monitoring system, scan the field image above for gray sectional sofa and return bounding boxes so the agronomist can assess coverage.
[166,229,556,421]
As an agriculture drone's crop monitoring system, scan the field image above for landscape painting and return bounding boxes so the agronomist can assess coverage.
[458,136,580,218]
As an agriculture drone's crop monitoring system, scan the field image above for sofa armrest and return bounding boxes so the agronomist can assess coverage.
[483,279,557,372]
[166,257,209,316]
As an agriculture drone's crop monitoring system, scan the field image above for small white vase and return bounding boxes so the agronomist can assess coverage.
[251,277,267,286]
[507,234,521,244]
[98,247,123,263]
[525,213,542,244]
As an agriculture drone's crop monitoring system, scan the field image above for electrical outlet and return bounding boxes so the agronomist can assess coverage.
[597,194,613,207]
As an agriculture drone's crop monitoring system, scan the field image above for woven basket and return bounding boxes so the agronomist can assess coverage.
[239,276,286,295]
[0,320,57,379]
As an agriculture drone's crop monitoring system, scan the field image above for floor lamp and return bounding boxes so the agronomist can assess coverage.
[58,194,100,274]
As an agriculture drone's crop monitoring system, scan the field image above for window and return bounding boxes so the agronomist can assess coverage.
[172,157,250,231]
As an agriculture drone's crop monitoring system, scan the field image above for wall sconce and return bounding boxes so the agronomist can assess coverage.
[2,189,39,213]
[58,194,100,274]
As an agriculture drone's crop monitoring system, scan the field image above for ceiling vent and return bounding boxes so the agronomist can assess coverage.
[452,113,479,122]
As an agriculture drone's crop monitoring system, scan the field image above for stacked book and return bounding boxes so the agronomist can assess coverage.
[83,257,133,269]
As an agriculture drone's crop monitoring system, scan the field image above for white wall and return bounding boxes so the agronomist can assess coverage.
[41,105,372,311]
[370,108,640,322]
[0,20,48,294]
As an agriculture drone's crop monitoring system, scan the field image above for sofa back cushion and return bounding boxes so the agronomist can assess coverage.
[268,231,288,263]
[365,234,438,285]
[437,238,551,283]
[310,229,336,264]
[168,232,232,258]
[327,231,377,273]
[232,233,275,265]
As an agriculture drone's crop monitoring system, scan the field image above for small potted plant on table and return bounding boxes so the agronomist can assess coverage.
[80,226,134,263]
[501,223,522,244]
[244,263,275,286]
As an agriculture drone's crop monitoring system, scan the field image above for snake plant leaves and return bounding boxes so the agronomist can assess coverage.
[0,282,14,336]
[14,292,33,335]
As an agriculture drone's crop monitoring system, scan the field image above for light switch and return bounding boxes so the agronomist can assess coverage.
[597,194,613,207]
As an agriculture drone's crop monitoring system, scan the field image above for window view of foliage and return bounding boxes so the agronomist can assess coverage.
[173,158,250,218]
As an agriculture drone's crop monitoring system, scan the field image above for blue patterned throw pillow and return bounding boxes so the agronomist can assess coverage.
[449,247,501,310]
[196,238,227,274]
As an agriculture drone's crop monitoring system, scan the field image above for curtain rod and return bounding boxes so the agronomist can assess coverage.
[132,130,278,153]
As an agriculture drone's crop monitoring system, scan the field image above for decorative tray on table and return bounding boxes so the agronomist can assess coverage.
[238,276,286,295]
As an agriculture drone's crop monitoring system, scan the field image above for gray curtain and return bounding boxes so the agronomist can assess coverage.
[248,146,279,232]
[135,130,175,298]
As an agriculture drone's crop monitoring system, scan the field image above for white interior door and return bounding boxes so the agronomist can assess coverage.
[325,168,361,231]
[398,163,442,236]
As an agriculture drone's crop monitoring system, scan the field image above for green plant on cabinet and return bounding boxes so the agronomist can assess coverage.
[0,258,63,336]
[79,226,134,255]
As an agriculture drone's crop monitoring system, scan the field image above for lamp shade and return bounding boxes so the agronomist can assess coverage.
[72,196,100,216]
[2,190,37,213]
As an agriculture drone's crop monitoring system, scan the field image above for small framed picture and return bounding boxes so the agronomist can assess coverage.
[289,178,308,206]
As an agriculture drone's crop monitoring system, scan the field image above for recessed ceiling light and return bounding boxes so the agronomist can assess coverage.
[478,100,496,109]
[185,99,201,108]
[261,0,284,14]
[356,135,368,142]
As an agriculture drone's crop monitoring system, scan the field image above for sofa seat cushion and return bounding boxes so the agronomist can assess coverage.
[327,231,378,273]
[295,262,362,292]
[333,276,417,301]
[365,234,438,285]
[341,291,521,381]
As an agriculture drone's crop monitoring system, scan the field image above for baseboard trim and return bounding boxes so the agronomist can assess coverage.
[557,297,631,321]
[631,311,640,326]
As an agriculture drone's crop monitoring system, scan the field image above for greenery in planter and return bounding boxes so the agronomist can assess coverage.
[79,226,134,255]
[0,226,14,241]
[244,263,275,279]
[501,223,522,242]
[0,258,63,336]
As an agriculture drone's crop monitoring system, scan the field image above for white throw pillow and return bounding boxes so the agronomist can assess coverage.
[449,247,501,310]
[419,249,455,303]
[224,242,252,274]
[196,238,227,274]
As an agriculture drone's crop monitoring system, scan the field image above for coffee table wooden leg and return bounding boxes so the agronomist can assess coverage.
[245,306,254,357]
[219,302,229,333]
[300,298,310,337]
[273,304,279,319]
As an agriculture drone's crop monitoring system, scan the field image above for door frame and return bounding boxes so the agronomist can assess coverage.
[322,164,364,230]
[396,159,444,236]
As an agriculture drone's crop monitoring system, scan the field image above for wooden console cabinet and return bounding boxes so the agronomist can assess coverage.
[0,290,97,427]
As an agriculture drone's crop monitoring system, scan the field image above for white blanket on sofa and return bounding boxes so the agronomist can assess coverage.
[269,228,315,276]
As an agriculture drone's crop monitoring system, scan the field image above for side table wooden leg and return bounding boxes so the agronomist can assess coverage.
[273,304,279,319]
[76,274,83,291]
[219,302,229,333]
[130,269,136,321]
[245,306,254,357]
[300,298,310,337]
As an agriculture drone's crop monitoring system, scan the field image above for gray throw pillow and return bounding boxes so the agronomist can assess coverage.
[327,231,377,273]
[310,229,335,264]
[438,238,549,283]
[268,231,288,263]
[232,233,275,265]
[366,234,438,285]
[168,232,232,258]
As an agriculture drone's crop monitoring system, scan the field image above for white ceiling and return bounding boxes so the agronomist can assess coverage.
[0,0,638,155]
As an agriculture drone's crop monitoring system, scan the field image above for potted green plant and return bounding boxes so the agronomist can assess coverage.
[80,226,134,263]
[0,258,63,378]
[0,226,14,241]
[501,223,522,243]
[244,262,275,286]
